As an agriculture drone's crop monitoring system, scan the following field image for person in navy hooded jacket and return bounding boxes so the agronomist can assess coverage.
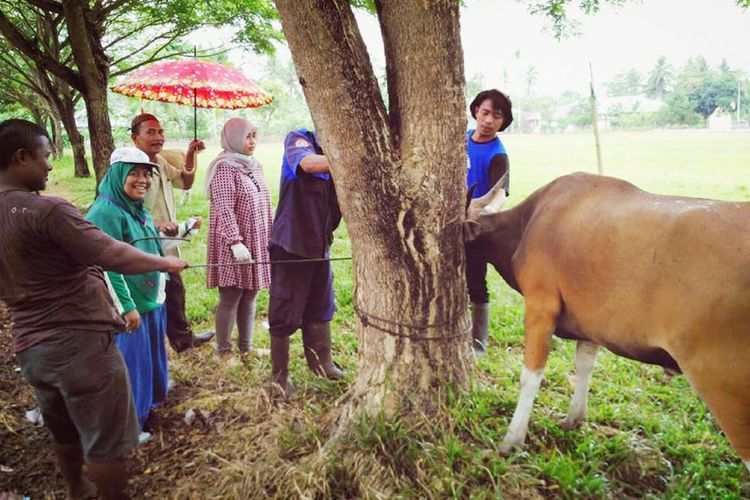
[267,129,344,396]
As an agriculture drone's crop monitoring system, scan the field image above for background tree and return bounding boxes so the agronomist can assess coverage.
[671,56,742,122]
[464,72,485,105]
[250,54,312,136]
[0,9,91,176]
[523,65,539,97]
[659,90,702,127]
[605,68,643,96]
[0,0,279,182]
[645,56,673,101]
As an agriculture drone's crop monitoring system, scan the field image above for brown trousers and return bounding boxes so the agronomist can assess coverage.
[165,272,194,352]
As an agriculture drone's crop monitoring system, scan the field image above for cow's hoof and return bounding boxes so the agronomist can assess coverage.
[560,417,584,430]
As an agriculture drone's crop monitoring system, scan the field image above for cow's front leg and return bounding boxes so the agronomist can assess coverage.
[499,296,557,455]
[561,340,599,430]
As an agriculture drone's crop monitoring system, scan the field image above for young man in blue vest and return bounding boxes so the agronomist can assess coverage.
[267,129,344,396]
[465,89,514,354]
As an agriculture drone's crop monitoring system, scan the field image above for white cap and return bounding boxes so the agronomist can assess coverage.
[109,147,160,169]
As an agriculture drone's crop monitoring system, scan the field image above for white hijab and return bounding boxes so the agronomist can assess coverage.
[204,117,260,197]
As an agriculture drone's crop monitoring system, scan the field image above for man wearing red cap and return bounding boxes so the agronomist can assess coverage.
[130,113,215,352]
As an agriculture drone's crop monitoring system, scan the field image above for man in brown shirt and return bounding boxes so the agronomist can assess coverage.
[130,113,214,352]
[0,119,188,499]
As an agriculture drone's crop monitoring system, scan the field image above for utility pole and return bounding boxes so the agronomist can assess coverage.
[589,62,604,175]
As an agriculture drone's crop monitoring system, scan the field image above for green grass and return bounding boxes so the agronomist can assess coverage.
[45,130,750,498]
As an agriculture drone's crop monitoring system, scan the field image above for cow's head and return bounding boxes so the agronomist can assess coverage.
[464,173,509,243]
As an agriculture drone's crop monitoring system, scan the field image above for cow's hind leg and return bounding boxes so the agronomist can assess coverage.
[499,295,559,455]
[681,362,750,474]
[561,340,599,430]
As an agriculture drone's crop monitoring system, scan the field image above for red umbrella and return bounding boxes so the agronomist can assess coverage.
[111,59,273,139]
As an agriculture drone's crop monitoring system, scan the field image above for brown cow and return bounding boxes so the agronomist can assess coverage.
[464,172,750,473]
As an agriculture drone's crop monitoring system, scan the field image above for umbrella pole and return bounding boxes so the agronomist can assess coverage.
[193,46,198,141]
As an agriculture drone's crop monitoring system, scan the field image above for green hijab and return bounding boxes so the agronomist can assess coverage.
[93,161,161,254]
[86,161,163,313]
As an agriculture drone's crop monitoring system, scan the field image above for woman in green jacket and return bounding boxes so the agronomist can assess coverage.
[86,147,169,438]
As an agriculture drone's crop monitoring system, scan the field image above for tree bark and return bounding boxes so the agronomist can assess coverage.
[49,116,63,158]
[62,0,113,183]
[0,1,105,179]
[60,87,89,177]
[35,67,90,177]
[80,90,113,183]
[274,0,471,423]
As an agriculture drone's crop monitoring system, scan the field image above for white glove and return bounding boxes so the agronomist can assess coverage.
[177,217,200,238]
[230,242,253,263]
[159,218,200,253]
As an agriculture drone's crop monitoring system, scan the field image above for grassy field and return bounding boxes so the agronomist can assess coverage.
[7,129,750,498]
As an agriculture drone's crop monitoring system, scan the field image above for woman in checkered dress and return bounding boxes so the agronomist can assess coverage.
[205,117,272,365]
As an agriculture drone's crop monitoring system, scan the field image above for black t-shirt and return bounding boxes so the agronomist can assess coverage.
[0,188,126,352]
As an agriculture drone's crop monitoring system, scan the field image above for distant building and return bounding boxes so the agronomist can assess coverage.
[525,111,542,133]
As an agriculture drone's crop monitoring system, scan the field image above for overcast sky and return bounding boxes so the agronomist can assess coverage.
[354,0,750,97]
[195,0,750,98]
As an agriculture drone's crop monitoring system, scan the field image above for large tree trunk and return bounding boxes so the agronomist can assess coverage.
[60,87,89,178]
[49,116,63,159]
[36,67,91,177]
[274,0,471,422]
[70,130,90,178]
[29,106,45,128]
[62,0,113,183]
[80,90,112,183]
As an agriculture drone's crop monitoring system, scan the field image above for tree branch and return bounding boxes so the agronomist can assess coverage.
[99,0,131,18]
[111,45,190,77]
[103,22,173,52]
[23,0,63,13]
[0,10,83,90]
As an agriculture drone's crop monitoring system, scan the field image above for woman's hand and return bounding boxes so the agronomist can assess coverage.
[123,310,142,332]
[230,242,253,263]
[155,220,179,236]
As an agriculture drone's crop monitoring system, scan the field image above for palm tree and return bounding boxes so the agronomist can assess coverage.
[645,56,673,101]
[524,65,539,97]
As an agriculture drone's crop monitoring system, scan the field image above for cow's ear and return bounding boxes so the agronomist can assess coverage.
[463,220,482,242]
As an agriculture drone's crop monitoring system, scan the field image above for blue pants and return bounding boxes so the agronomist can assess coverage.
[114,305,168,431]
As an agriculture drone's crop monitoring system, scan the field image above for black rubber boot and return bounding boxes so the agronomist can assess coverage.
[301,321,344,379]
[52,442,98,499]
[269,334,296,397]
[471,302,490,355]
[87,459,129,500]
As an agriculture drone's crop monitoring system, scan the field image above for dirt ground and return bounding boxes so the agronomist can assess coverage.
[0,300,65,499]
[0,301,239,499]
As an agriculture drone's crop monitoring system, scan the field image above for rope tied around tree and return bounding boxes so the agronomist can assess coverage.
[352,300,471,341]
[132,235,469,340]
